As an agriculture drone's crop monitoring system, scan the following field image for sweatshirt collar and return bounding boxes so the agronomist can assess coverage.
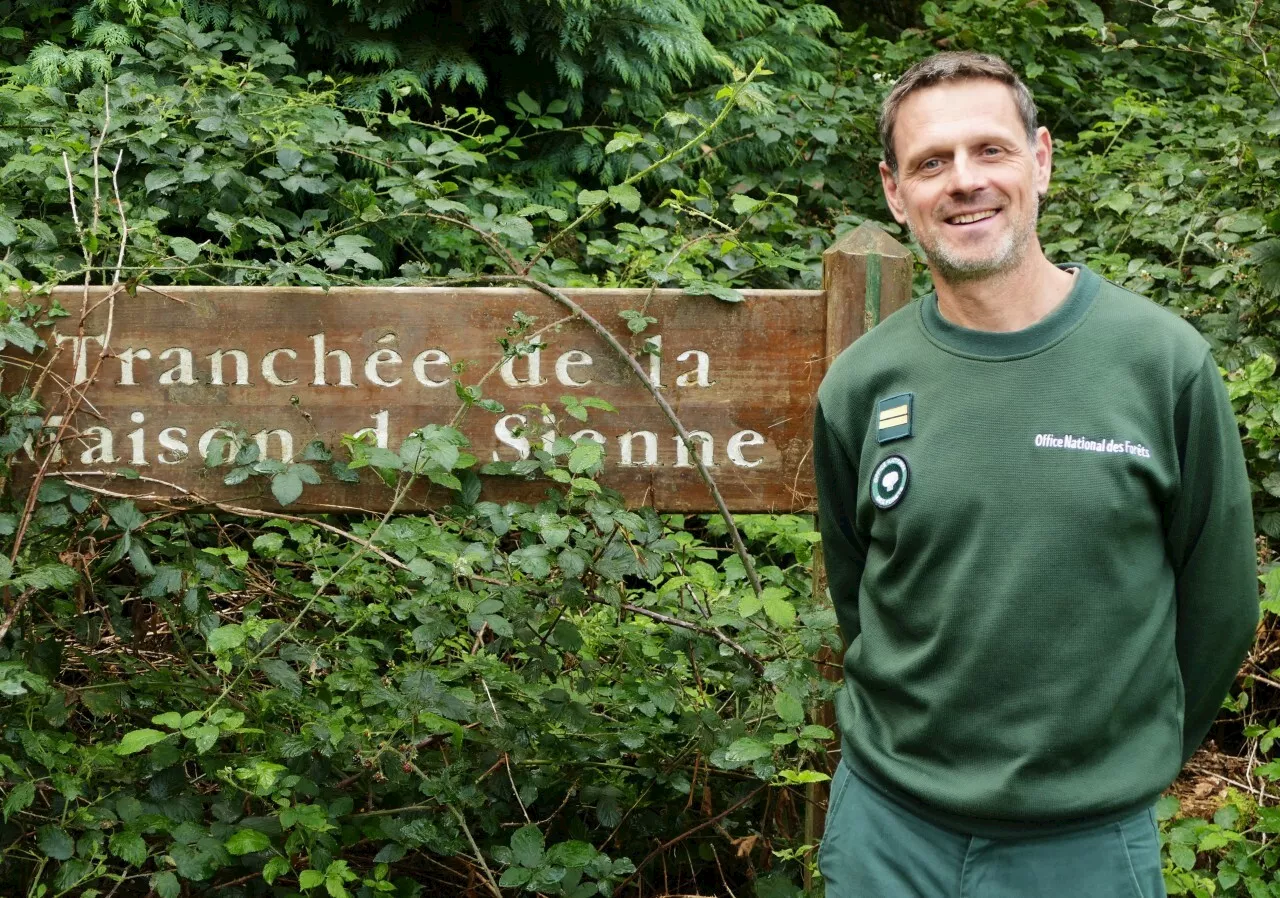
[918,263,1100,360]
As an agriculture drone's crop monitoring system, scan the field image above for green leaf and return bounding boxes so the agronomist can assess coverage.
[577,189,609,207]
[730,194,762,214]
[608,184,642,212]
[37,825,74,860]
[109,831,147,867]
[500,866,533,887]
[774,691,805,726]
[724,737,772,763]
[545,840,597,867]
[144,170,179,193]
[761,586,796,628]
[108,501,146,532]
[116,728,167,755]
[299,869,325,890]
[151,872,180,898]
[225,828,272,855]
[264,855,291,884]
[3,781,35,820]
[272,470,304,506]
[516,91,540,114]
[510,823,545,868]
[207,624,245,654]
[169,237,201,262]
[568,441,604,474]
[1071,0,1105,30]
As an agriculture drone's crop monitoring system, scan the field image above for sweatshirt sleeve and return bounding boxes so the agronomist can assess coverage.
[1167,350,1259,763]
[813,399,869,647]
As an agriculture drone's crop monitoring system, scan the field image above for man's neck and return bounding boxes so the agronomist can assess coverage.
[933,251,1076,333]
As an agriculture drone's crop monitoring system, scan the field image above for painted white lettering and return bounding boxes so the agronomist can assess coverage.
[198,427,242,466]
[619,431,658,467]
[157,427,188,465]
[727,430,765,468]
[22,415,63,462]
[570,429,606,446]
[646,334,662,387]
[674,431,714,468]
[208,349,250,386]
[54,332,105,385]
[675,350,712,387]
[253,428,295,462]
[79,425,116,464]
[116,347,151,386]
[364,348,403,388]
[555,350,593,387]
[158,347,195,385]
[261,348,297,386]
[500,338,546,387]
[412,349,451,387]
[493,413,531,460]
[126,411,148,466]
[311,332,354,386]
[350,410,389,449]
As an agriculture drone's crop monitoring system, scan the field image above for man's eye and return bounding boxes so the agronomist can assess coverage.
[982,146,1003,156]
[921,159,941,170]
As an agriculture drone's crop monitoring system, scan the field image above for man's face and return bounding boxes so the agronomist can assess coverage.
[879,79,1053,283]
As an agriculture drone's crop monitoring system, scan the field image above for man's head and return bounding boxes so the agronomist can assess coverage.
[877,52,1052,284]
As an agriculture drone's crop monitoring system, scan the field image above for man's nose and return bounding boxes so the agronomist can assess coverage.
[947,153,986,195]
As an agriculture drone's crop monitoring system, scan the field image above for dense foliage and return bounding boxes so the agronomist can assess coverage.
[0,0,1278,896]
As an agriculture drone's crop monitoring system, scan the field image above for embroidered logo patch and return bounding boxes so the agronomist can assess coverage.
[870,454,910,510]
[876,393,913,444]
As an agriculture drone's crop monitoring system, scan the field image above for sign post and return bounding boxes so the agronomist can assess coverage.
[805,223,913,888]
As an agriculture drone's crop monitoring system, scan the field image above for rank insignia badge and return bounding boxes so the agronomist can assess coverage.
[870,454,909,510]
[876,393,913,443]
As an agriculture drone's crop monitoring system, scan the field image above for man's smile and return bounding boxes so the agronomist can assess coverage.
[944,209,1001,226]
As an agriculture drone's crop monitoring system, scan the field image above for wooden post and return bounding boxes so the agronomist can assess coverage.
[804,222,913,892]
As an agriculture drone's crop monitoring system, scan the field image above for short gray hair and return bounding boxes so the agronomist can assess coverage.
[879,52,1038,175]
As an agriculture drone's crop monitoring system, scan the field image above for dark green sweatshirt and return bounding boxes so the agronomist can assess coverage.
[814,263,1257,837]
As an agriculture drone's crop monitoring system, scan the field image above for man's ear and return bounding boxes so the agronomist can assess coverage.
[879,161,908,225]
[1033,126,1053,197]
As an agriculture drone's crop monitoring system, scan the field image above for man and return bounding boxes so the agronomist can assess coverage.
[813,51,1257,896]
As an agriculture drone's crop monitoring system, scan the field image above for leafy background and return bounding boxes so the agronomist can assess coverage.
[0,0,1279,896]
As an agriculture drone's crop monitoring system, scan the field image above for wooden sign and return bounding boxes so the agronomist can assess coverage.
[13,285,837,512]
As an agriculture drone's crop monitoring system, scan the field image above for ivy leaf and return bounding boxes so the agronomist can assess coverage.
[116,729,168,755]
[225,828,272,855]
[37,825,74,860]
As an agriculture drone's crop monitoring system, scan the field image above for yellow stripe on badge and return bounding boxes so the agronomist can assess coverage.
[878,406,909,425]
[875,392,914,444]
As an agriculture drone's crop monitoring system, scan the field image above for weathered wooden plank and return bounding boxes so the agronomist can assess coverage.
[11,285,830,512]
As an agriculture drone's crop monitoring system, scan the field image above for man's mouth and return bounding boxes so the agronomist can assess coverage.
[945,210,999,225]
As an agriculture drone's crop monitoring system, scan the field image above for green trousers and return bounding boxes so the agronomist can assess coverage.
[819,761,1167,898]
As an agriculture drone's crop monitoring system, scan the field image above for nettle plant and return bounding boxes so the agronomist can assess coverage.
[0,16,841,898]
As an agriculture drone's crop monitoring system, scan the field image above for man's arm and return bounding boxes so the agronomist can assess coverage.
[813,400,869,646]
[1167,350,1259,763]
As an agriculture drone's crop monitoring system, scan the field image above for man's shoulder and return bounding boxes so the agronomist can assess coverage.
[818,299,924,406]
[1089,272,1209,354]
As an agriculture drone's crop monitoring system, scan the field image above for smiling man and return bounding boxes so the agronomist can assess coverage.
[812,53,1258,896]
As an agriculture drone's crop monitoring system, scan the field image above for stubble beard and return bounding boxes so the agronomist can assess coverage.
[907,191,1040,284]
